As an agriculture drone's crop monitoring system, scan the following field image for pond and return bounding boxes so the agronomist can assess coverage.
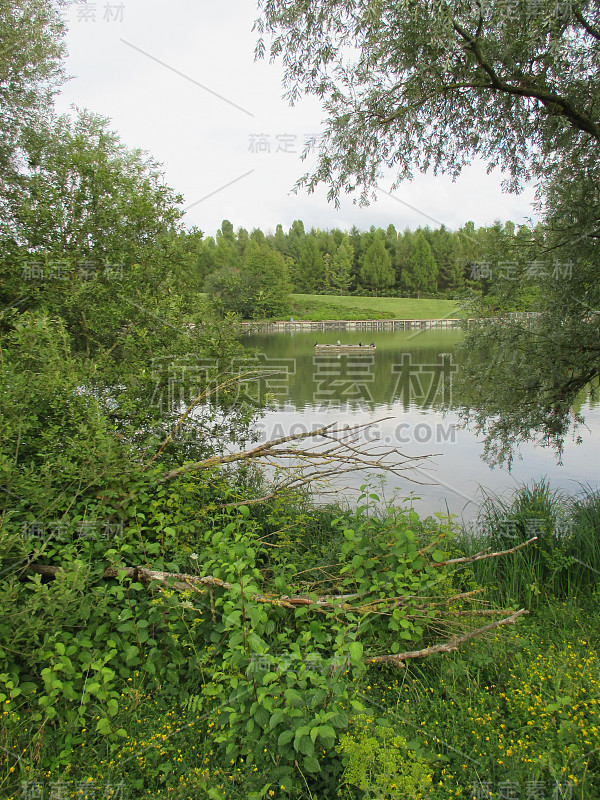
[243,329,600,522]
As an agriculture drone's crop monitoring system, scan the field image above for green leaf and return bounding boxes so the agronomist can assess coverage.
[107,698,118,716]
[278,730,293,747]
[270,710,285,730]
[284,688,303,707]
[303,754,321,773]
[318,724,336,740]
[348,642,363,662]
[125,645,139,664]
[96,717,111,735]
[295,734,314,756]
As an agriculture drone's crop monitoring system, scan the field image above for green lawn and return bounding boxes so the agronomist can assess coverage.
[290,294,461,321]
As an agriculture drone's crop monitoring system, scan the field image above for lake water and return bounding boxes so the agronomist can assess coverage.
[243,329,600,522]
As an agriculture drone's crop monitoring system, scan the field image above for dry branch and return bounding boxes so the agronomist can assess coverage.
[157,419,435,488]
[430,537,538,568]
[145,368,276,468]
[367,608,529,669]
[27,563,297,608]
[26,561,530,664]
[26,541,531,611]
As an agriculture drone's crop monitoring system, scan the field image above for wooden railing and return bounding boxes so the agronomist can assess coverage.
[240,313,539,334]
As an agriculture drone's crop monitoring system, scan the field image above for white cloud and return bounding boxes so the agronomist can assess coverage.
[55,0,540,236]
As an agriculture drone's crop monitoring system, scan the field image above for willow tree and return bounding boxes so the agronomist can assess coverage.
[255,0,600,463]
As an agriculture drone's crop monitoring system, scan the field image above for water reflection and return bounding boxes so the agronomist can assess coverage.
[245,329,462,411]
[243,330,600,521]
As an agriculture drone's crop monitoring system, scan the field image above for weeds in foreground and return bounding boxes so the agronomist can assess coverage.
[2,482,599,799]
[458,481,600,606]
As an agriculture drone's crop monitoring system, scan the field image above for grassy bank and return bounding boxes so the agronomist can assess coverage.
[7,601,598,799]
[3,483,599,799]
[290,294,461,321]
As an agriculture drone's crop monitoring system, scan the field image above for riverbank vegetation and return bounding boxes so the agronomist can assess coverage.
[2,1,600,798]
[2,481,600,799]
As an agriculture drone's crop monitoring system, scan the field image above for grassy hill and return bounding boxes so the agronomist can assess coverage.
[289,293,461,321]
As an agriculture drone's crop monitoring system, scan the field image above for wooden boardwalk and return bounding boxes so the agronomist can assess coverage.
[242,318,461,333]
[241,313,538,334]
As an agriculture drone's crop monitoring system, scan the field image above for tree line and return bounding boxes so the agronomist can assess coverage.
[192,217,545,318]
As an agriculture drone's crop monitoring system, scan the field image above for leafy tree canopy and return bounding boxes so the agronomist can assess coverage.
[0,0,66,204]
[360,231,395,295]
[256,0,600,463]
[255,0,599,201]
[402,230,438,296]
[205,240,291,319]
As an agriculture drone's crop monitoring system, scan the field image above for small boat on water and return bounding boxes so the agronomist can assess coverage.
[314,343,376,353]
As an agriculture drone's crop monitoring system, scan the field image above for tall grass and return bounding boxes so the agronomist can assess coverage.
[457,480,600,606]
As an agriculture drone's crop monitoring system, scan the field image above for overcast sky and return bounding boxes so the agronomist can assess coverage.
[54,0,541,237]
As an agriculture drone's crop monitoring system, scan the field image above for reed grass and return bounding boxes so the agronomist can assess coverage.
[457,480,600,606]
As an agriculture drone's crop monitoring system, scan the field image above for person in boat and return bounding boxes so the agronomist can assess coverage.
[370,342,374,347]
[336,339,341,346]
[359,341,362,346]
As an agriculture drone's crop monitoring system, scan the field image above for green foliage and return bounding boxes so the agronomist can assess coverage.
[205,240,291,319]
[455,225,599,462]
[0,478,469,797]
[360,233,395,296]
[186,217,551,303]
[337,715,432,799]
[11,109,182,262]
[428,225,463,291]
[295,234,324,293]
[160,491,457,795]
[402,230,438,297]
[0,108,193,359]
[256,1,599,200]
[0,0,66,225]
[457,481,600,606]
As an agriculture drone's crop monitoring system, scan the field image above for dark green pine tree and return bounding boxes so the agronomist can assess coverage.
[402,230,438,297]
[331,235,354,294]
[360,232,395,296]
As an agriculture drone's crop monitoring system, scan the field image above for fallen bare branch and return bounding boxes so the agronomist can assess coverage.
[367,608,529,669]
[430,537,538,568]
[25,563,529,662]
[157,419,435,488]
[145,368,278,468]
